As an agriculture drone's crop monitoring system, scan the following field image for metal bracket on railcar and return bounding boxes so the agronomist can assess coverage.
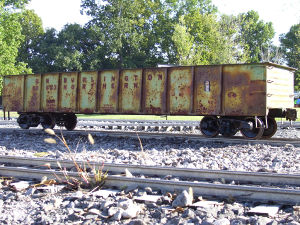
[285,108,297,121]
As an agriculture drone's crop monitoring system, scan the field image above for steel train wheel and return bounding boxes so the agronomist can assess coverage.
[64,114,77,131]
[17,114,29,129]
[200,116,219,137]
[240,117,264,139]
[41,114,55,129]
[262,117,277,139]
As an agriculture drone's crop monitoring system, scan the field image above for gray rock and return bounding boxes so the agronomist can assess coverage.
[183,208,196,219]
[113,209,124,221]
[213,218,230,225]
[108,207,119,217]
[122,204,140,219]
[128,219,146,225]
[172,190,193,208]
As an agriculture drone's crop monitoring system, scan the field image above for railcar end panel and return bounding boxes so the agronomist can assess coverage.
[266,67,294,109]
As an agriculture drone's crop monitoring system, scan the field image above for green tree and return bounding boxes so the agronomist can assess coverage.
[17,9,44,68]
[237,10,275,63]
[280,23,300,89]
[0,0,32,94]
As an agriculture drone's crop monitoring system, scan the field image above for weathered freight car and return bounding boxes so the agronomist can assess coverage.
[2,63,297,139]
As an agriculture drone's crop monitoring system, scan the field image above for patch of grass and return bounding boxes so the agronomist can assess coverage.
[44,128,107,190]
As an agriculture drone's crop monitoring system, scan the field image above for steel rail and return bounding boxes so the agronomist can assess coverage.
[0,156,300,186]
[0,166,300,204]
[0,126,299,146]
[1,127,299,147]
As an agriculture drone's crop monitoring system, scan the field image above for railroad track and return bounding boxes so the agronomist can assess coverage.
[0,126,300,147]
[0,156,300,204]
[1,118,299,129]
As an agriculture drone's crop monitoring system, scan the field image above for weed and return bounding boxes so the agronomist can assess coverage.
[43,128,107,190]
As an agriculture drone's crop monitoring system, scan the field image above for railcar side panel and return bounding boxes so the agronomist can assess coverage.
[194,66,222,115]
[59,72,78,112]
[119,69,142,113]
[41,74,59,112]
[99,70,119,113]
[78,71,98,113]
[143,68,167,114]
[3,75,24,112]
[168,67,193,114]
[25,74,41,112]
[223,65,267,116]
[266,67,294,109]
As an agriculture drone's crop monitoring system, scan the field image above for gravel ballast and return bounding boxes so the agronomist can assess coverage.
[0,125,300,224]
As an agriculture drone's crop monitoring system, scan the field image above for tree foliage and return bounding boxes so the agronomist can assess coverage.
[0,0,32,94]
[280,23,300,89]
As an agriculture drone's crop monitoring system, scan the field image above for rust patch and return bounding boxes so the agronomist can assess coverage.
[99,70,119,113]
[223,65,266,116]
[119,69,142,113]
[42,74,59,112]
[168,67,193,114]
[194,66,222,115]
[3,75,24,112]
[143,68,167,114]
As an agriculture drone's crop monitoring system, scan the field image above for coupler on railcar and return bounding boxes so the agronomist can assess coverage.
[17,113,77,131]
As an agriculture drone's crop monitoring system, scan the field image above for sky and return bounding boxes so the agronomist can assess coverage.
[27,0,300,45]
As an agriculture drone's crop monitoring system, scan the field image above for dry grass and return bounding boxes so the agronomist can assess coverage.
[43,128,107,190]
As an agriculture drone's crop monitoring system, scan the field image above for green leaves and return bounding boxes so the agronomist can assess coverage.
[280,23,300,90]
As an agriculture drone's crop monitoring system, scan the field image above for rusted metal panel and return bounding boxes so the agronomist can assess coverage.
[143,68,167,114]
[59,72,78,112]
[78,71,98,113]
[266,66,294,109]
[41,74,59,112]
[168,67,193,114]
[99,70,119,113]
[24,74,41,112]
[3,75,24,112]
[119,69,142,113]
[194,66,222,115]
[223,65,267,116]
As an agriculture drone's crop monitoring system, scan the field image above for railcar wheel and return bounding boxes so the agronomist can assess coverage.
[200,116,219,137]
[262,117,277,139]
[64,114,77,131]
[17,114,29,129]
[240,117,264,139]
[41,114,55,129]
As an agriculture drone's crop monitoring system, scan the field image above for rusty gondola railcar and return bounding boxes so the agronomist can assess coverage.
[2,62,297,139]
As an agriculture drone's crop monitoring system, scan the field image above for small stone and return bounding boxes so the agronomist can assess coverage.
[182,209,196,219]
[172,190,193,208]
[108,207,119,217]
[118,199,133,210]
[113,209,123,221]
[129,219,146,225]
[10,181,30,191]
[25,188,36,196]
[213,218,230,225]
[88,208,101,215]
[125,168,133,177]
[122,204,140,219]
